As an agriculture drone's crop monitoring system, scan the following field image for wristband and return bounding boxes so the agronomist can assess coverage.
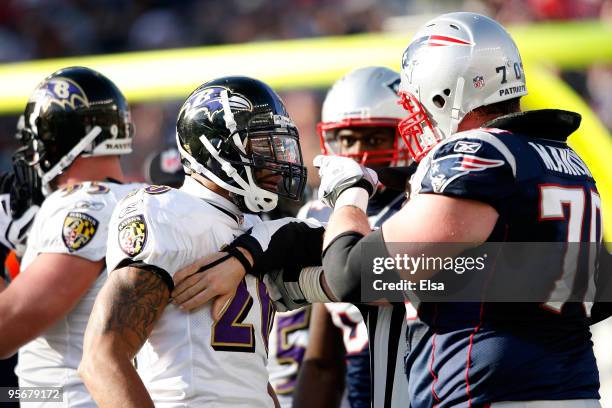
[196,253,233,274]
[334,187,369,212]
[298,266,332,303]
[226,232,264,266]
[225,246,254,276]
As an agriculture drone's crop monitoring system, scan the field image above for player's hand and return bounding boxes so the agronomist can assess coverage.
[171,250,251,319]
[313,155,378,208]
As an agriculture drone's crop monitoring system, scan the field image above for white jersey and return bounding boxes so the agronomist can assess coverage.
[267,307,311,408]
[325,303,369,355]
[17,180,142,408]
[106,177,274,408]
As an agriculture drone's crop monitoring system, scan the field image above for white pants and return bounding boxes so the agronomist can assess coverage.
[492,400,601,408]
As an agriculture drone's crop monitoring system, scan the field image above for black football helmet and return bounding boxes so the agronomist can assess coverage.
[176,76,307,213]
[17,66,133,195]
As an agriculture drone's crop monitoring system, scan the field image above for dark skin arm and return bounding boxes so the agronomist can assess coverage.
[293,303,346,408]
[78,266,169,408]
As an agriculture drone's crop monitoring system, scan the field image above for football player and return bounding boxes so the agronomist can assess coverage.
[169,69,412,408]
[78,76,307,407]
[316,12,604,407]
[0,137,45,408]
[169,12,605,407]
[0,66,140,407]
[292,67,410,408]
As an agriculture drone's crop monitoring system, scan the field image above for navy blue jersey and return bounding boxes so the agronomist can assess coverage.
[406,112,603,407]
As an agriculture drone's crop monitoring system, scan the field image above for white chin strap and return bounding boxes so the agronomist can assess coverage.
[39,126,102,196]
[448,77,465,137]
[175,89,278,213]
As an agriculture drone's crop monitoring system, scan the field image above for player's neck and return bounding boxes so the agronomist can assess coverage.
[190,173,232,201]
[458,109,520,132]
[55,156,125,188]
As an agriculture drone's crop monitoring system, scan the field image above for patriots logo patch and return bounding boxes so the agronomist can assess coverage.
[118,214,147,257]
[179,86,253,122]
[451,155,505,172]
[62,212,99,252]
[31,77,90,112]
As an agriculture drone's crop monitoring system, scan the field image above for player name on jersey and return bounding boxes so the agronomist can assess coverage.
[529,141,593,177]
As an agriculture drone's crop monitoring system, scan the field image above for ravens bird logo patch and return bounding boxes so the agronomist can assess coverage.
[62,212,99,252]
[118,214,147,256]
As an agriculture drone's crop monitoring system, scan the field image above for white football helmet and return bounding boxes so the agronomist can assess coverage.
[318,66,411,167]
[398,12,527,162]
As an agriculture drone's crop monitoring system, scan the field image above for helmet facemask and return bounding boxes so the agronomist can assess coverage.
[317,118,410,168]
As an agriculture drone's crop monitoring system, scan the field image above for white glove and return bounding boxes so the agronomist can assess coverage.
[313,155,378,209]
[0,192,39,255]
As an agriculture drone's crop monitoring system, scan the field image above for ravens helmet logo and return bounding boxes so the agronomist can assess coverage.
[179,86,253,122]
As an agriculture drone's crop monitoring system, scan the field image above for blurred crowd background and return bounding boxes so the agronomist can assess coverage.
[1,0,611,182]
[0,0,611,402]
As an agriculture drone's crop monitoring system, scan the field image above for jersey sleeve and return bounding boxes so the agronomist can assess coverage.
[31,186,115,262]
[107,189,173,274]
[106,188,225,287]
[415,130,517,211]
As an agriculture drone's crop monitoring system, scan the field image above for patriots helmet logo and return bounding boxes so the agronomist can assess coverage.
[179,86,253,122]
[30,77,90,112]
[403,35,472,69]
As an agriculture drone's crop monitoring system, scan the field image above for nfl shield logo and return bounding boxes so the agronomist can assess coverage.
[473,76,485,89]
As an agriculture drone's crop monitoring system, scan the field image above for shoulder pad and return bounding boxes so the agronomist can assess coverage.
[414,129,517,209]
[28,182,119,260]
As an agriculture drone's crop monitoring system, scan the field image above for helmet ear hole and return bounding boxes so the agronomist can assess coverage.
[432,95,446,109]
[443,89,451,96]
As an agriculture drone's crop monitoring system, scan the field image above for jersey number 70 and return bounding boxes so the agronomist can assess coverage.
[539,184,602,315]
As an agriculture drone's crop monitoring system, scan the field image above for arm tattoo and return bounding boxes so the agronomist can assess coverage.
[103,267,170,353]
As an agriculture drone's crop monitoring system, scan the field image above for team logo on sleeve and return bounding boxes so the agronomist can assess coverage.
[118,215,147,256]
[62,212,99,252]
[451,155,504,172]
[428,153,505,193]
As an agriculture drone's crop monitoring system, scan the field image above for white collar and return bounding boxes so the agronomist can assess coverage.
[179,176,242,219]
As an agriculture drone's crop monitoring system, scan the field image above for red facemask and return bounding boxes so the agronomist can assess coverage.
[317,118,410,167]
[397,91,442,163]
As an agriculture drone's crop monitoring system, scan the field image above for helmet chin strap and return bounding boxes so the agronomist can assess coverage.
[219,89,277,212]
[39,126,102,196]
[448,77,465,137]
